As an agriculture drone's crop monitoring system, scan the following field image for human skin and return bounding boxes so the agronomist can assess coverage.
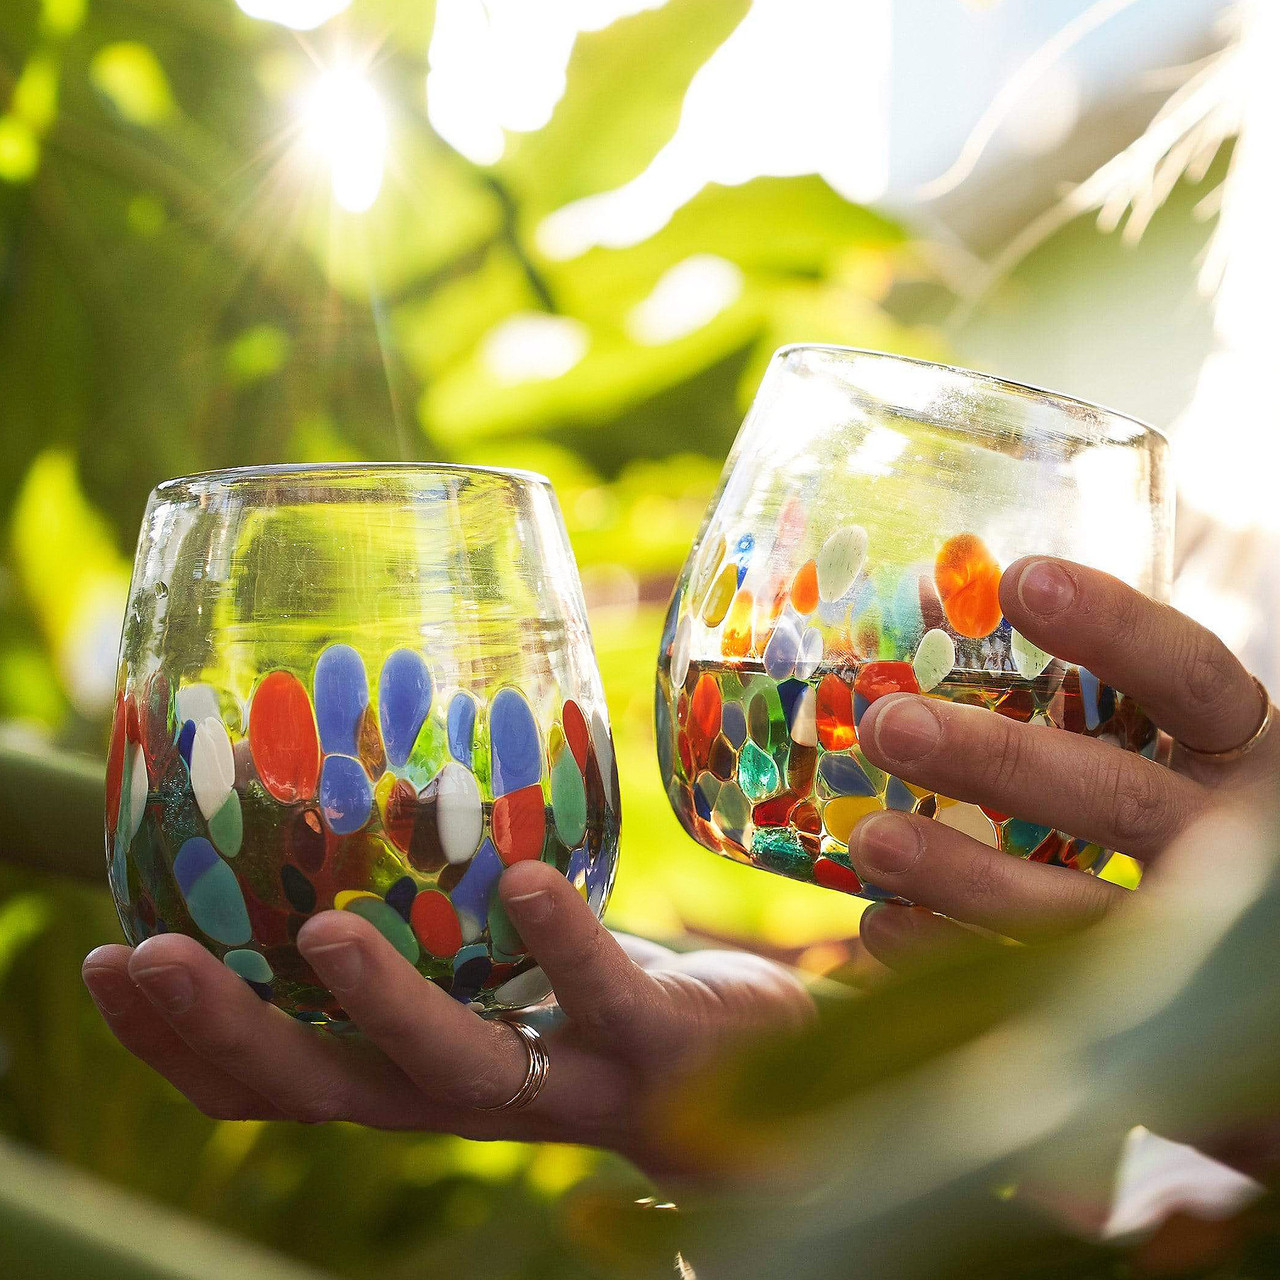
[851,556,1277,965]
[81,557,1277,1174]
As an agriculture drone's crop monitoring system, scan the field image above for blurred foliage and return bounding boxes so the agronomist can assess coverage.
[0,0,939,942]
[0,0,938,1274]
[0,1,1239,1279]
[643,810,1280,1280]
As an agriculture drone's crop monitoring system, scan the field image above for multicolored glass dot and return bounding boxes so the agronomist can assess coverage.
[106,644,619,1024]
[657,521,1157,901]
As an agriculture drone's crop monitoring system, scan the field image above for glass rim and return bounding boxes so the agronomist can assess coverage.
[152,460,553,498]
[773,343,1169,447]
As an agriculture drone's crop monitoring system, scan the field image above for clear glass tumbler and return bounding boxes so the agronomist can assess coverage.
[106,464,619,1023]
[656,346,1171,898]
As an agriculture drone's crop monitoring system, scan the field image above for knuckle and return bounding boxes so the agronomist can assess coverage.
[1177,626,1240,724]
[457,1059,517,1110]
[1095,578,1144,643]
[1100,756,1166,849]
[563,922,608,977]
[960,846,1005,906]
[571,981,640,1041]
[1058,876,1113,931]
[979,715,1025,797]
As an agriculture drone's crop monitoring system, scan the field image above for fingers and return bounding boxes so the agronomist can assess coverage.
[499,860,666,1049]
[295,910,529,1111]
[858,693,1202,859]
[296,900,632,1142]
[846,811,1126,940]
[83,946,284,1120]
[1001,556,1262,754]
[857,904,995,970]
[650,948,815,1039]
[124,932,413,1127]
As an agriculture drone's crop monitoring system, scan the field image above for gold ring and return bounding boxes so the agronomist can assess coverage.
[477,1021,550,1112]
[1178,675,1273,763]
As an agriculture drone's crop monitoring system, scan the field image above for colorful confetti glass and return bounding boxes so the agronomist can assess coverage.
[934,532,1003,640]
[106,465,619,1024]
[656,346,1172,901]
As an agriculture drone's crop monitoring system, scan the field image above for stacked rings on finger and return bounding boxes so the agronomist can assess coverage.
[479,1021,550,1112]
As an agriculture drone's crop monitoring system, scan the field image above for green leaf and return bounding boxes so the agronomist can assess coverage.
[498,0,751,217]
[0,115,40,183]
[300,130,501,300]
[553,177,905,308]
[0,1134,341,1280]
[90,43,175,127]
[0,893,51,981]
[0,743,105,881]
[393,244,541,382]
[421,305,761,469]
[664,815,1280,1280]
[9,451,130,714]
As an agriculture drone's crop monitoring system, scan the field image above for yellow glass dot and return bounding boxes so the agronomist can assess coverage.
[701,563,737,627]
[335,889,382,911]
[822,795,882,846]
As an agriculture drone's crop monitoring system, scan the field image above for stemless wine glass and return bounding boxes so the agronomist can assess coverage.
[656,346,1172,899]
[105,463,619,1025]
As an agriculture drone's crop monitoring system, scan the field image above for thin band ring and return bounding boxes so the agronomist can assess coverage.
[477,1021,550,1112]
[1178,676,1273,763]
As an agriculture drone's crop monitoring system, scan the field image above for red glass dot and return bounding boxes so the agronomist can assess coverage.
[816,675,856,751]
[249,671,320,804]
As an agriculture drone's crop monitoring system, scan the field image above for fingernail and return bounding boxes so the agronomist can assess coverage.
[1016,559,1076,618]
[303,941,363,993]
[133,964,196,1015]
[83,968,134,1017]
[870,697,941,763]
[853,812,923,877]
[505,889,553,927]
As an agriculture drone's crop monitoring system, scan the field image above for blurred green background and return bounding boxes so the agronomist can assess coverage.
[0,0,1239,1276]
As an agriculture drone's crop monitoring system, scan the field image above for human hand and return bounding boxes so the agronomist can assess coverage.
[849,556,1278,966]
[82,859,812,1178]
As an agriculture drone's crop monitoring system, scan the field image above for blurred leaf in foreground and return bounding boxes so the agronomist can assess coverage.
[652,807,1280,1280]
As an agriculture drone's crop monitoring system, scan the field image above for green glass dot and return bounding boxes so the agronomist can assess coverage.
[344,898,420,964]
[224,948,273,984]
[712,780,750,837]
[738,740,779,802]
[405,714,449,789]
[471,719,492,792]
[751,828,814,878]
[184,860,251,947]
[487,893,526,957]
[551,750,587,847]
[854,749,887,792]
[208,790,242,858]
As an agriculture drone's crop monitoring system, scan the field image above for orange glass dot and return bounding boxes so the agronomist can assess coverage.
[934,533,1003,639]
[721,588,755,658]
[790,559,819,614]
[816,674,856,751]
[752,577,788,652]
